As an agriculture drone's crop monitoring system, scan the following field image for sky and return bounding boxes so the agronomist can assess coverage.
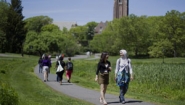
[7,0,185,25]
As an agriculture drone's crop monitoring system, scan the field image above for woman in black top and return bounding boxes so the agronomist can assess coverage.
[56,56,66,85]
[95,52,112,105]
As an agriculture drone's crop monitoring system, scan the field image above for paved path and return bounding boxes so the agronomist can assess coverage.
[35,54,154,105]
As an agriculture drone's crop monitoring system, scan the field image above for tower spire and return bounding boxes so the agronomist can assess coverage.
[113,0,128,19]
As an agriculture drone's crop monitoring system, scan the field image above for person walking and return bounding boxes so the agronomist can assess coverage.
[56,56,66,85]
[38,57,43,73]
[115,49,134,104]
[65,57,73,83]
[42,55,51,82]
[95,52,112,105]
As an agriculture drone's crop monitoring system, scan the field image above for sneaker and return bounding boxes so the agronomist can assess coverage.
[44,80,46,82]
[122,101,125,104]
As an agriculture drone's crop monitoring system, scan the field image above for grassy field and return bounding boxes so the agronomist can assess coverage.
[60,56,185,105]
[0,55,93,105]
[1,53,185,105]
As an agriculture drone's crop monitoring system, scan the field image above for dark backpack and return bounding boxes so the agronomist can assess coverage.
[67,62,73,70]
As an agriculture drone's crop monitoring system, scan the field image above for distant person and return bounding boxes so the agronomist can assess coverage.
[55,54,59,81]
[42,55,51,82]
[115,49,133,104]
[56,54,59,61]
[56,56,66,85]
[65,57,73,83]
[48,54,52,75]
[38,57,43,73]
[95,52,112,105]
[56,54,64,81]
[42,53,45,59]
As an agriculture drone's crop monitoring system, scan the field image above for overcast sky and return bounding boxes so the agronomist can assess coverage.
[7,0,185,25]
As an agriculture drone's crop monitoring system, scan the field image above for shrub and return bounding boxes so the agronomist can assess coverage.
[0,81,19,105]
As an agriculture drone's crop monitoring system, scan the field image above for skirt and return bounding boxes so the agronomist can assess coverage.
[98,73,109,85]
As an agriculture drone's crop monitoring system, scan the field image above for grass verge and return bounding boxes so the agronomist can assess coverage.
[0,55,93,105]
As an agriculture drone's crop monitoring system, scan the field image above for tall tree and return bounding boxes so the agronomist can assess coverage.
[6,0,26,54]
[0,0,8,53]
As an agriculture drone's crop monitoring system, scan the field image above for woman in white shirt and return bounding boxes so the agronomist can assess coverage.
[115,49,134,104]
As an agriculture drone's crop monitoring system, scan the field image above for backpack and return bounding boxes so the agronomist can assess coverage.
[116,58,130,86]
[67,62,73,70]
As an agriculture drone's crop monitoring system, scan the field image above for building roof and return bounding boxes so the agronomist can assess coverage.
[53,21,77,30]
[94,21,108,34]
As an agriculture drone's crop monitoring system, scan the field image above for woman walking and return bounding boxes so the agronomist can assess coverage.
[95,52,112,105]
[56,56,66,85]
[42,55,51,82]
[115,49,133,104]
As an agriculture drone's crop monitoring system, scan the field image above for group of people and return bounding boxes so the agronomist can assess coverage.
[38,54,74,85]
[95,49,134,105]
[55,55,73,85]
[38,49,133,104]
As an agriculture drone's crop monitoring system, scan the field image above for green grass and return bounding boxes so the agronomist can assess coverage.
[64,56,185,105]
[0,55,93,105]
[2,53,185,105]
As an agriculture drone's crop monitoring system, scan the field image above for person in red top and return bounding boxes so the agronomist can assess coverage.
[65,57,73,83]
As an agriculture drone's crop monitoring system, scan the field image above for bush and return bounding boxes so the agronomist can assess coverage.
[0,81,19,105]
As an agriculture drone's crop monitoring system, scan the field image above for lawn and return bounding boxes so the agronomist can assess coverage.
[59,56,185,105]
[0,54,93,105]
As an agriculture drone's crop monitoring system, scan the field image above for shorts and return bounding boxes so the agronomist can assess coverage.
[43,66,49,72]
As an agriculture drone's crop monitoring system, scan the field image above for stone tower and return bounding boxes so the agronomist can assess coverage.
[113,0,129,19]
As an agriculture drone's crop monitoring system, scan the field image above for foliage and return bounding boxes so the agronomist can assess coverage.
[89,10,185,57]
[0,1,8,53]
[23,29,79,56]
[24,15,53,33]
[72,57,185,105]
[5,0,26,53]
[41,24,60,32]
[85,21,98,40]
[0,82,19,105]
[0,56,93,105]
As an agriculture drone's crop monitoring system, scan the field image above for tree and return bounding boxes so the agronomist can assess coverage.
[24,16,53,33]
[69,26,87,46]
[85,21,98,40]
[159,10,185,57]
[5,0,26,54]
[0,1,8,53]
[41,24,60,32]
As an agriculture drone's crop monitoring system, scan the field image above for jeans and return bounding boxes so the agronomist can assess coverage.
[119,83,129,102]
[39,64,42,73]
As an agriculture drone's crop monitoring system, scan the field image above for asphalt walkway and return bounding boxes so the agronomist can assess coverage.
[34,55,154,105]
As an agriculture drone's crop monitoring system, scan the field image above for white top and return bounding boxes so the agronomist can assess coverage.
[115,58,133,75]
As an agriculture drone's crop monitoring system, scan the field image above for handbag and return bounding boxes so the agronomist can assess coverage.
[56,61,64,72]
